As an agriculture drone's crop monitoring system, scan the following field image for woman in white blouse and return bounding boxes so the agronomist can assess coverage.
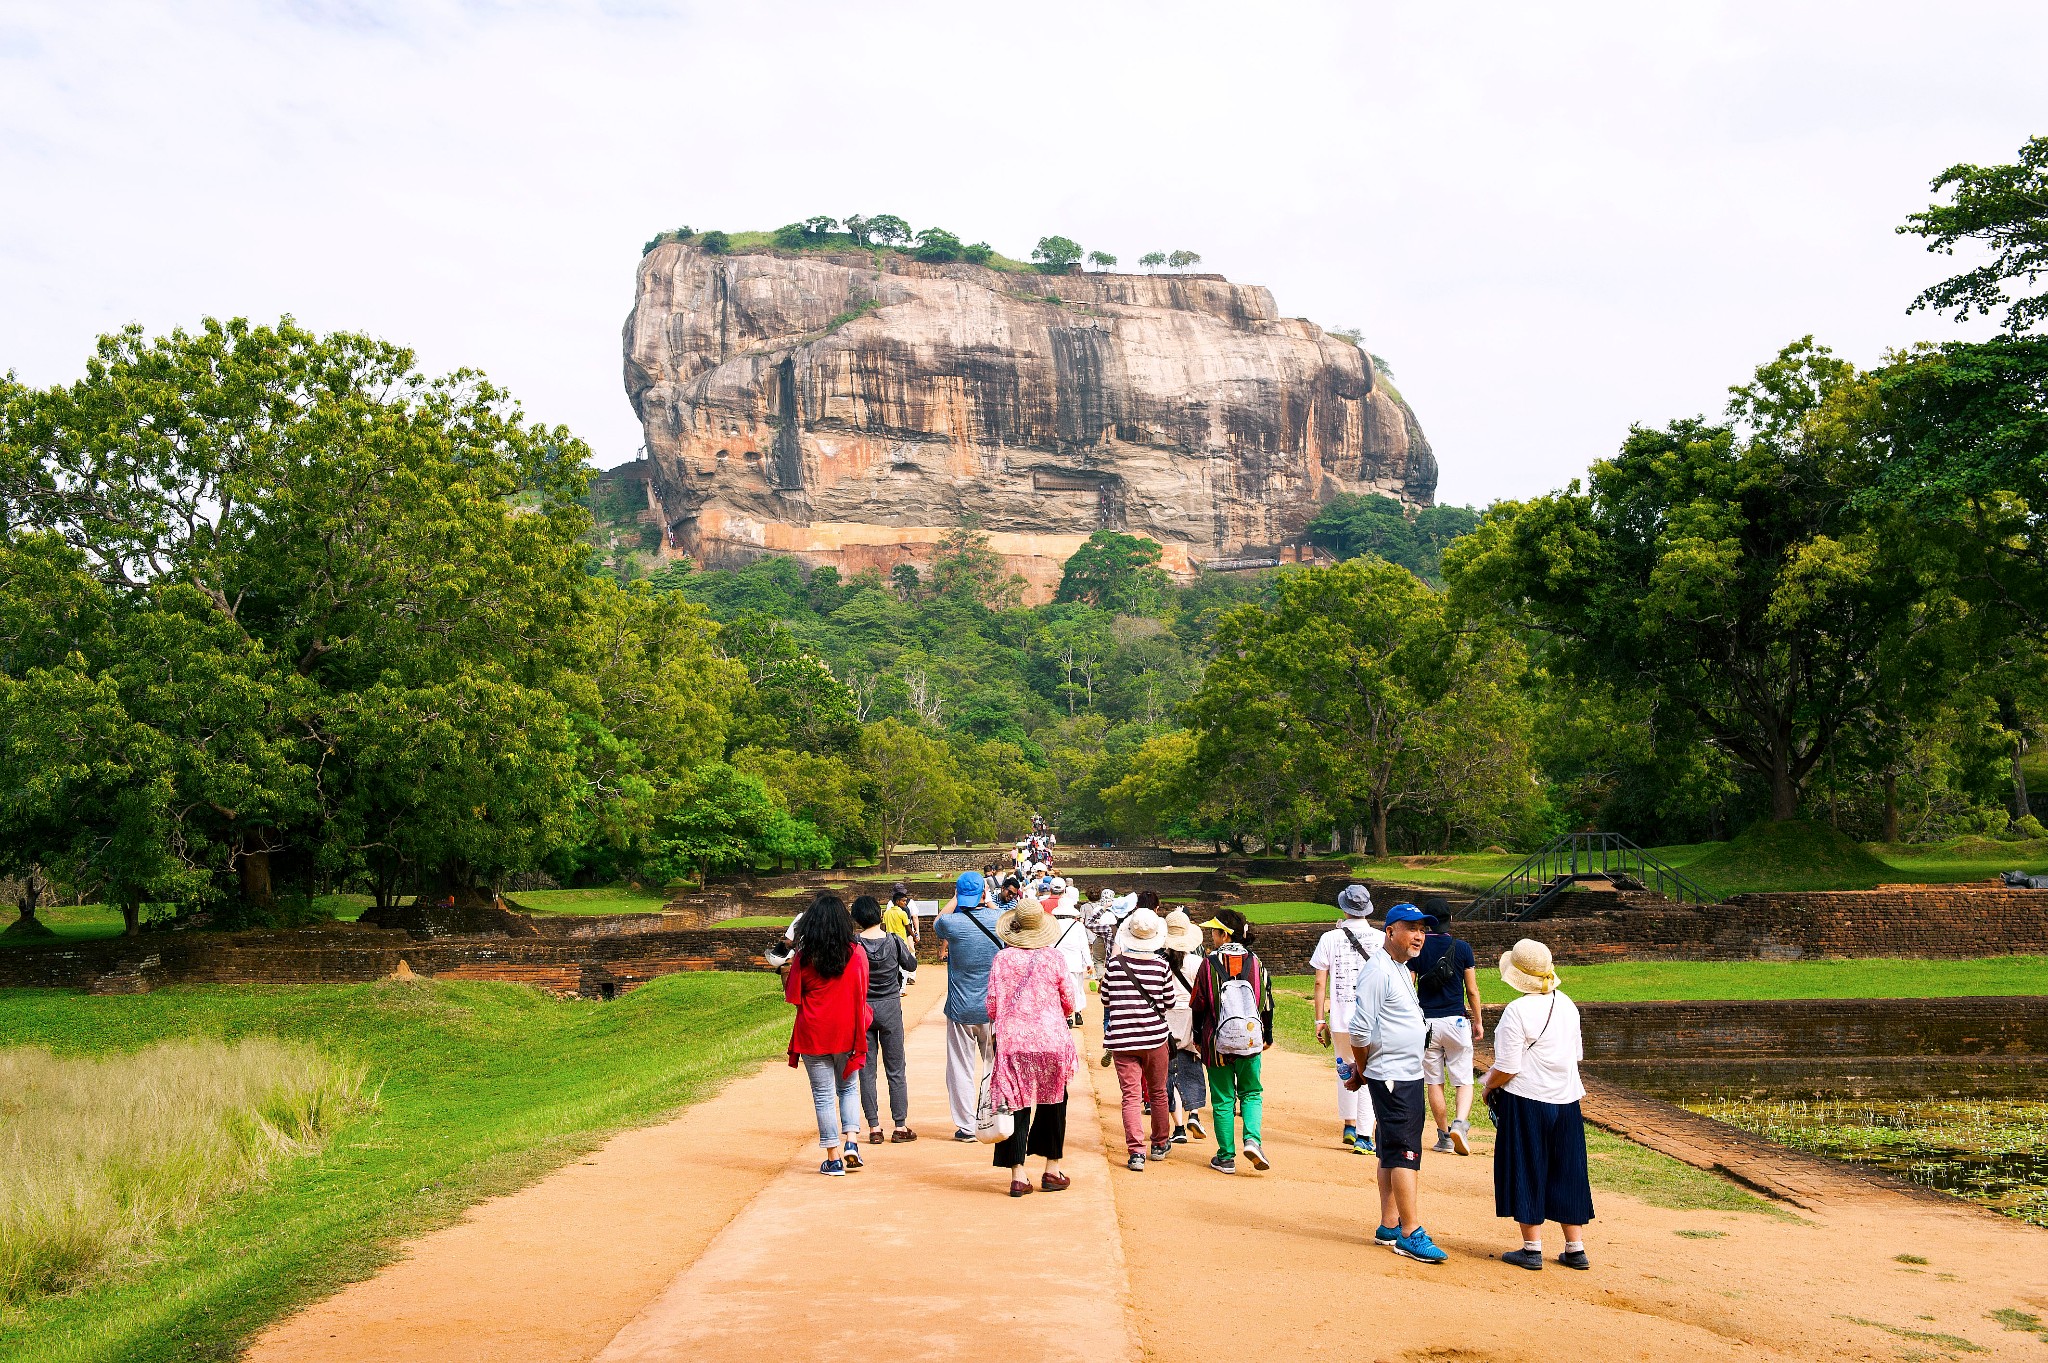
[1482,938,1593,1272]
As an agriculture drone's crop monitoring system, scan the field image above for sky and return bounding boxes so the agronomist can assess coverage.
[2,1,2042,507]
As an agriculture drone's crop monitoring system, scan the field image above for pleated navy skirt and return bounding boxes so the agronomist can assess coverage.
[1492,1090,1596,1226]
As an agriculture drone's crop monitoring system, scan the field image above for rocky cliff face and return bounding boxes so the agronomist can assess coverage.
[622,243,1437,597]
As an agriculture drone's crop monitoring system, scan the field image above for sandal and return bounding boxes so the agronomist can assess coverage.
[891,1128,918,1142]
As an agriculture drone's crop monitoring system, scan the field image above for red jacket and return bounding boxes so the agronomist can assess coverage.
[785,948,871,1071]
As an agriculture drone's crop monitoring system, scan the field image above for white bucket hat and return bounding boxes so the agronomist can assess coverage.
[1114,907,1166,955]
[1499,938,1560,994]
[1161,908,1202,953]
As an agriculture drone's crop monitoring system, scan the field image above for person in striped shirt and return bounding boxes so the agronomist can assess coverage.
[1100,907,1176,1170]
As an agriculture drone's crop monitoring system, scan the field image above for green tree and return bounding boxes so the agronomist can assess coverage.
[866,215,911,246]
[843,213,871,246]
[1449,339,1963,822]
[914,227,963,263]
[736,746,872,864]
[648,762,819,885]
[772,222,809,250]
[697,230,731,253]
[1086,251,1117,271]
[963,242,994,264]
[1139,252,1166,271]
[1054,530,1169,613]
[1166,250,1202,270]
[801,215,838,241]
[861,719,961,869]
[1305,495,1478,584]
[1901,134,2048,335]
[1032,236,1084,274]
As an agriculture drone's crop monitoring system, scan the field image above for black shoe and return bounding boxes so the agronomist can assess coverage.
[1209,1153,1236,1174]
[953,1128,976,1142]
[1501,1249,1544,1271]
[1171,1125,1189,1144]
[1148,1142,1171,1160]
[1126,1152,1145,1171]
[1557,1249,1591,1270]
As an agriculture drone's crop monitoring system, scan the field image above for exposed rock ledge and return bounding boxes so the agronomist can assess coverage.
[622,244,1437,598]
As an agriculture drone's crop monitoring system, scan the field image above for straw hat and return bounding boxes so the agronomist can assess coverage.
[1499,938,1560,994]
[1161,908,1202,953]
[997,898,1062,949]
[1113,907,1166,955]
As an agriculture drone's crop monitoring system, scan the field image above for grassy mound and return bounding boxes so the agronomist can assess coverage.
[1683,819,1897,896]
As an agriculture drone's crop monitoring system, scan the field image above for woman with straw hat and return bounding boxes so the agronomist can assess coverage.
[1484,938,1594,1271]
[1102,906,1177,1170]
[986,897,1081,1196]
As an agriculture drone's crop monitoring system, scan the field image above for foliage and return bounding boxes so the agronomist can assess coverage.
[1166,249,1202,269]
[860,719,962,868]
[1304,493,1478,584]
[865,214,911,246]
[1448,339,1967,822]
[1086,250,1117,270]
[913,226,963,263]
[1032,236,1083,274]
[696,230,730,253]
[1901,134,2048,335]
[1138,251,1166,271]
[1678,817,1897,895]
[962,241,993,264]
[1054,530,1170,612]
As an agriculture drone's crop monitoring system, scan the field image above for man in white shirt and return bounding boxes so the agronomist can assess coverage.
[1344,904,1448,1265]
[1310,883,1385,1153]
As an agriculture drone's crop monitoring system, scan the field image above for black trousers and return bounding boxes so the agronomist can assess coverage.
[993,1092,1069,1167]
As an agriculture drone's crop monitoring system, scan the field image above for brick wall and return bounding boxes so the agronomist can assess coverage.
[1574,996,2048,1100]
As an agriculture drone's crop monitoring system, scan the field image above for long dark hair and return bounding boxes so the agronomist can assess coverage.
[795,893,855,978]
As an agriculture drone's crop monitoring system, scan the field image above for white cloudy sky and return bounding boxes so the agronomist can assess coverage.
[2,1,2041,505]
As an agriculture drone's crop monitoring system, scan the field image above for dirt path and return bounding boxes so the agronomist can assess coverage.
[253,968,2048,1363]
[593,995,1134,1363]
[1087,1024,2048,1363]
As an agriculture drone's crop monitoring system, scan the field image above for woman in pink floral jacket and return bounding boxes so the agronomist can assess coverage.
[986,898,1080,1197]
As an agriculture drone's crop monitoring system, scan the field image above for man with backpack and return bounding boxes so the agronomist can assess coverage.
[934,871,1005,1142]
[1408,899,1482,1156]
[1190,909,1276,1175]
[1310,884,1386,1154]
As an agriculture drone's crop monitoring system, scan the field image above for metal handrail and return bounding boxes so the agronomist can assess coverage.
[1466,833,1710,922]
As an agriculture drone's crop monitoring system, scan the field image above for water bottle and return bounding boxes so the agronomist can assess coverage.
[1336,1056,1354,1083]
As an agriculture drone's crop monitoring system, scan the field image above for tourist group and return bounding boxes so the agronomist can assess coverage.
[772,858,1595,1272]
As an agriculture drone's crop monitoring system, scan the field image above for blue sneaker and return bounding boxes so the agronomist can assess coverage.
[1352,1132,1374,1155]
[819,1158,847,1177]
[1375,1224,1401,1249]
[1392,1226,1447,1264]
[1341,1123,1358,1147]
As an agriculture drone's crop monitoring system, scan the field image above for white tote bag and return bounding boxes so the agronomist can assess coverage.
[973,1030,1013,1143]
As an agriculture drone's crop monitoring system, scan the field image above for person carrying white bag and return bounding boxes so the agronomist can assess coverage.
[980,898,1080,1197]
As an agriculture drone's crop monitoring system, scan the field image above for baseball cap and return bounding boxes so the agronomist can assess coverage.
[955,870,986,907]
[1381,902,1439,929]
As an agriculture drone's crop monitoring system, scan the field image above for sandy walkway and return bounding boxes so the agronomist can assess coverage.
[253,967,2048,1363]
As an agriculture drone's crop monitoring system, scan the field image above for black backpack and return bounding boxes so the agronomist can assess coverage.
[1418,936,1463,997]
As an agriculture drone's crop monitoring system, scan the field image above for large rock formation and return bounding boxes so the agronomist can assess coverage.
[622,243,1436,597]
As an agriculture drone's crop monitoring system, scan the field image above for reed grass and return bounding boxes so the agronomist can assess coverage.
[0,1039,372,1303]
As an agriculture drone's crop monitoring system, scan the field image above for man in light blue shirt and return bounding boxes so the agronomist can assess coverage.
[933,870,1002,1140]
[1345,903,1448,1264]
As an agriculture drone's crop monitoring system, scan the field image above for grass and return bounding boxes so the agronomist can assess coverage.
[1540,956,2048,1003]
[1,1040,371,1303]
[0,975,788,1362]
[1238,902,1341,924]
[508,887,670,917]
[1835,1315,1988,1354]
[710,915,796,930]
[1681,820,1899,896]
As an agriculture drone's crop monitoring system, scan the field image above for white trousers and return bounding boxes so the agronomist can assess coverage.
[945,1019,992,1133]
[1333,1032,1363,1125]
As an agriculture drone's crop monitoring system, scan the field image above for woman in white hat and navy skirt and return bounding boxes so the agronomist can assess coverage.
[1483,938,1594,1271]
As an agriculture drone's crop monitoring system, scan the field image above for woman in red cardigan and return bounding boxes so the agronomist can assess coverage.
[783,893,871,1176]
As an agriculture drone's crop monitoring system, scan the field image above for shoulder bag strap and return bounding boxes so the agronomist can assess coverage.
[1109,955,1170,1023]
[961,909,1004,951]
[1342,925,1373,961]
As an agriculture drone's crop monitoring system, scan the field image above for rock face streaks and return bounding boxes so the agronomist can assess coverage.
[622,243,1437,598]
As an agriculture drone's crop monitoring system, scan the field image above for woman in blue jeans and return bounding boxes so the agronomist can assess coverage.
[780,893,872,1176]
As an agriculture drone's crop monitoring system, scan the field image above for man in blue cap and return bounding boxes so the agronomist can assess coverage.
[1345,902,1449,1264]
[934,870,1004,1140]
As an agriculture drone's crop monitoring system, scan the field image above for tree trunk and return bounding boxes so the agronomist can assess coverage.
[121,901,140,936]
[1882,771,1900,843]
[240,848,274,910]
[15,866,42,925]
[1768,741,1800,821]
[2015,735,2033,822]
[1371,798,1390,860]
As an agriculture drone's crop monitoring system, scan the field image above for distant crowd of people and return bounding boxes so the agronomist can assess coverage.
[771,838,1595,1271]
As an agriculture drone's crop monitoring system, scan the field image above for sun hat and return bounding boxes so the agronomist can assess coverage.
[1050,876,1067,892]
[955,870,986,908]
[1162,908,1202,952]
[1382,902,1438,929]
[1499,938,1559,994]
[890,881,910,901]
[1114,907,1166,955]
[1336,884,1374,919]
[997,898,1062,949]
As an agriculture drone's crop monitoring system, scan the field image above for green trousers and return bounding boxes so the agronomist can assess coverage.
[1206,1054,1264,1156]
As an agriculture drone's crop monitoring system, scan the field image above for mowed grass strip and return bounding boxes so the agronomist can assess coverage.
[0,975,788,1363]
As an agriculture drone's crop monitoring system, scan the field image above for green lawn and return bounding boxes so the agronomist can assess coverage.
[1238,901,1339,924]
[711,915,797,930]
[509,887,670,917]
[0,976,788,1363]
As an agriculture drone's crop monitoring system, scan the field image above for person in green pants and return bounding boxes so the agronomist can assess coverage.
[1189,909,1277,1174]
